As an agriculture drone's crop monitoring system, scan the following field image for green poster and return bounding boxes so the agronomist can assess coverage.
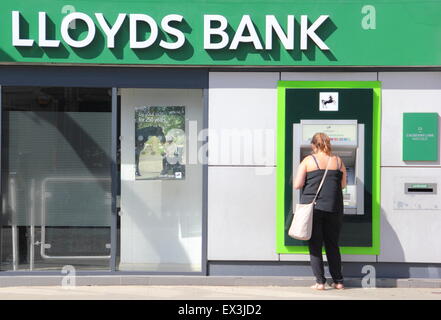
[403,113,439,161]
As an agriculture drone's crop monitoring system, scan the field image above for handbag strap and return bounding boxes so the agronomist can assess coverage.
[312,156,331,204]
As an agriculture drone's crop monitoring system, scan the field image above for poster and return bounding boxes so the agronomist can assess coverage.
[135,106,186,180]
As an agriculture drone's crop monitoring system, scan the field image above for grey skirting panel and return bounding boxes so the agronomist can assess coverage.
[208,261,441,280]
[0,275,440,288]
[0,65,208,88]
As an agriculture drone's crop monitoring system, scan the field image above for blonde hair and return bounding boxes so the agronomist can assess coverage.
[311,132,332,155]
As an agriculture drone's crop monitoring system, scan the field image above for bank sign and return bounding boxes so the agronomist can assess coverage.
[1,0,441,66]
[12,12,330,51]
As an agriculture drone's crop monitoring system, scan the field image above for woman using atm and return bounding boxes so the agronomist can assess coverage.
[293,132,347,290]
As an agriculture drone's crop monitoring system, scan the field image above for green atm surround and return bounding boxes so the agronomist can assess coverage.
[276,81,381,255]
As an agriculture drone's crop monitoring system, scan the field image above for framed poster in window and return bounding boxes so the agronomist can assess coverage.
[135,106,186,180]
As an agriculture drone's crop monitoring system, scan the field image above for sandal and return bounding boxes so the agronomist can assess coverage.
[310,283,325,290]
[331,283,344,290]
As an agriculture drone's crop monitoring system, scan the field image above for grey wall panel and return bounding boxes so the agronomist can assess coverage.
[0,66,208,88]
[380,71,441,90]
[379,72,441,166]
[208,261,441,279]
[207,167,278,261]
[280,254,377,262]
[281,72,377,81]
[208,72,278,166]
[379,167,441,263]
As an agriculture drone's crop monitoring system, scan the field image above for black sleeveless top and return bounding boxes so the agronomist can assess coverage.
[300,155,344,214]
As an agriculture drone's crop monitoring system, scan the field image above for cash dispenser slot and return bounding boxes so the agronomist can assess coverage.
[405,183,437,194]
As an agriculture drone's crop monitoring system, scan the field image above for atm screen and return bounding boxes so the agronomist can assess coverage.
[302,123,357,144]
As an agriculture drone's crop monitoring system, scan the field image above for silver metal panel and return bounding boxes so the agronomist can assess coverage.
[379,167,441,263]
[292,123,302,207]
[356,124,365,215]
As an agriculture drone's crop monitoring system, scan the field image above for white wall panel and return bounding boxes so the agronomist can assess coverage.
[379,72,441,166]
[208,72,278,166]
[207,167,278,261]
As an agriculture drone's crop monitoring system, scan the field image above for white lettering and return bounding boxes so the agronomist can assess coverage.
[204,15,229,49]
[265,15,294,50]
[61,12,96,48]
[38,12,60,47]
[300,15,330,50]
[178,304,213,318]
[95,13,126,49]
[12,11,34,47]
[10,11,333,53]
[230,15,263,50]
[160,14,185,50]
[129,14,159,49]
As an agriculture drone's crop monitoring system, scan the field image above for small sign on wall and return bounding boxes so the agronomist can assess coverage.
[319,92,339,111]
[403,113,439,161]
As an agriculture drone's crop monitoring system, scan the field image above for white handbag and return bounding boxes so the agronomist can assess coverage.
[288,157,331,241]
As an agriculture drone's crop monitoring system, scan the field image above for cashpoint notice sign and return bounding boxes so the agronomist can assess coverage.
[403,113,439,162]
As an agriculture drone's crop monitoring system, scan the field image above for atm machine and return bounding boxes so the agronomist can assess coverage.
[292,120,365,215]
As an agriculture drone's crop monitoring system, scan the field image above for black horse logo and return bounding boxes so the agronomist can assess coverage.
[135,125,166,176]
[321,95,335,107]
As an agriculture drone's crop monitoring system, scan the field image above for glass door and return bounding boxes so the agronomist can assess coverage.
[119,89,204,273]
[0,86,112,271]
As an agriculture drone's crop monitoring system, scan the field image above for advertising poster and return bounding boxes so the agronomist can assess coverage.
[135,106,186,180]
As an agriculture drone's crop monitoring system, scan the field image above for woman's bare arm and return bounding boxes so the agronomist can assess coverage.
[340,158,347,189]
[293,157,308,190]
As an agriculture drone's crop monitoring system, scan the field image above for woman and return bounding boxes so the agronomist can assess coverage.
[293,132,347,290]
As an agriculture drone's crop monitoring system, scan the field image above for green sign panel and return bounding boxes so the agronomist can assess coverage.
[1,0,441,66]
[403,113,439,161]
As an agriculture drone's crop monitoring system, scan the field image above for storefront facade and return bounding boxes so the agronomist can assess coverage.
[0,0,440,279]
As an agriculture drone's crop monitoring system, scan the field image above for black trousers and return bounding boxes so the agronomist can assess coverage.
[308,208,344,285]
